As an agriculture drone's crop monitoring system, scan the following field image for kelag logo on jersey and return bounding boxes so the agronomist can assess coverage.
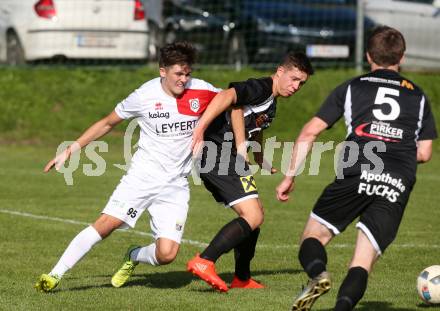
[149,111,170,119]
[355,121,403,142]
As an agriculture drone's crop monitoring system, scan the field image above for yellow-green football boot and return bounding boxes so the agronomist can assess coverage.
[111,245,140,288]
[35,274,60,292]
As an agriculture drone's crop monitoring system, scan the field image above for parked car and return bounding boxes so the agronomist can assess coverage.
[0,0,149,65]
[147,0,375,65]
[364,0,440,69]
[161,0,238,64]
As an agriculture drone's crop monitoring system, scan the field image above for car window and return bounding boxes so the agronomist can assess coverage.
[250,0,357,4]
[176,0,234,16]
[396,0,433,4]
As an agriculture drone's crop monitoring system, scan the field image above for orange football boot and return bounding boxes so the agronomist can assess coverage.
[187,254,228,292]
[230,275,265,289]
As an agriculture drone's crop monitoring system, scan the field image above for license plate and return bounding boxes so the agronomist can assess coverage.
[306,45,349,58]
[76,33,116,48]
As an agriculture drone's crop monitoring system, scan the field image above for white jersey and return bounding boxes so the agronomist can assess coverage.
[115,77,219,180]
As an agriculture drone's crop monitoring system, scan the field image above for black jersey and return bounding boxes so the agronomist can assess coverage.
[316,69,437,179]
[204,77,276,145]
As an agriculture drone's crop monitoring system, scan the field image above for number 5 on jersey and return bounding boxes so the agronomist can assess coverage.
[373,87,400,121]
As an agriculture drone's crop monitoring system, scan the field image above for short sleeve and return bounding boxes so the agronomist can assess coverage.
[418,96,438,141]
[114,90,142,119]
[229,78,272,107]
[315,82,349,128]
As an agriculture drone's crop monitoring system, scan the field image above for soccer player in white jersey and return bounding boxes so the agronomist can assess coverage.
[34,42,219,292]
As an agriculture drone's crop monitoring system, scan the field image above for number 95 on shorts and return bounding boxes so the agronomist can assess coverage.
[102,199,144,229]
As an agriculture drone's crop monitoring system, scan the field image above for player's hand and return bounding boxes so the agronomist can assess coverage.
[191,126,205,157]
[276,177,295,202]
[44,144,75,172]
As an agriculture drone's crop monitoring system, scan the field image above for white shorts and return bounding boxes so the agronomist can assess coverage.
[102,164,190,244]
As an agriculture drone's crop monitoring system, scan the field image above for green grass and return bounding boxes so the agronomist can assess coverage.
[1,67,439,144]
[1,67,440,310]
[1,144,439,310]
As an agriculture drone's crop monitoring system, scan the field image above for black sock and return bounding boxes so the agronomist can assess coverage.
[201,217,252,262]
[334,267,369,311]
[298,238,327,279]
[234,227,260,281]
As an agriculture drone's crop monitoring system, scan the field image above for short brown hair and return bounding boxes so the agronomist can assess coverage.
[367,26,406,67]
[159,41,197,68]
[280,51,314,76]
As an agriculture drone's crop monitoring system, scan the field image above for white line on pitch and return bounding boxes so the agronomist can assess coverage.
[0,209,208,248]
[1,209,438,250]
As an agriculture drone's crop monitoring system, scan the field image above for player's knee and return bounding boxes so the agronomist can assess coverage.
[238,205,264,229]
[93,214,125,239]
[254,211,264,227]
[301,220,333,245]
[302,231,332,246]
[243,212,264,230]
[155,244,179,265]
[156,249,178,265]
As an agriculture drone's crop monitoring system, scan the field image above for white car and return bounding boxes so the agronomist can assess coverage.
[364,0,440,69]
[0,0,149,64]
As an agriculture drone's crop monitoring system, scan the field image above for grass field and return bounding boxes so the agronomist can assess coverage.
[1,67,439,310]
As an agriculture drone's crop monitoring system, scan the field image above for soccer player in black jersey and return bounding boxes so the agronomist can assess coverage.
[187,52,314,292]
[276,26,437,311]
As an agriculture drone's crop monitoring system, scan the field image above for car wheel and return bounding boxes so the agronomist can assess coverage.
[228,33,248,69]
[148,22,164,61]
[6,32,25,66]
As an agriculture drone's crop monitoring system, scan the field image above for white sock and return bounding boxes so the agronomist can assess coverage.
[130,243,159,266]
[50,226,102,278]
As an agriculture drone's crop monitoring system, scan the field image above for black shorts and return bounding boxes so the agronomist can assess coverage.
[199,144,258,206]
[312,170,414,254]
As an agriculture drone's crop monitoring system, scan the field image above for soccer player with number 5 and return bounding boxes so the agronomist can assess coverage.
[276,26,437,311]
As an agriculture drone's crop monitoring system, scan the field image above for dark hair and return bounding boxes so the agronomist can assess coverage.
[280,51,314,76]
[367,26,406,67]
[159,41,197,68]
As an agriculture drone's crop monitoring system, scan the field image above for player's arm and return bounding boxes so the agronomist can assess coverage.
[417,140,433,163]
[192,88,237,154]
[44,111,124,172]
[252,131,277,174]
[276,117,328,202]
[230,106,248,161]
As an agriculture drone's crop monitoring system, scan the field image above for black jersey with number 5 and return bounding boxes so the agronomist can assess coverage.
[316,69,437,179]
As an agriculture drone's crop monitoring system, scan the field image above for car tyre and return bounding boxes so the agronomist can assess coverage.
[6,32,25,66]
